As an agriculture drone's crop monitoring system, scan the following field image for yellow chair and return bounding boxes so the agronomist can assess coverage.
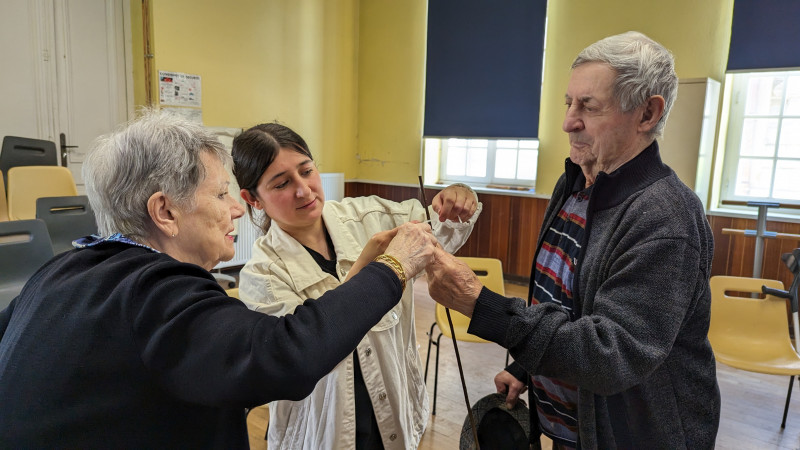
[225,287,239,299]
[424,256,506,415]
[709,275,800,428]
[7,166,78,220]
[0,172,8,222]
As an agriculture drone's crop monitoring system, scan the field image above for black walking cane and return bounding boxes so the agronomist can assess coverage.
[418,176,480,449]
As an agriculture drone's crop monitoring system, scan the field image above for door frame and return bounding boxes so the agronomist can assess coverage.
[30,0,133,166]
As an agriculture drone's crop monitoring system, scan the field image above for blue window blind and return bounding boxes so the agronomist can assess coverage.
[727,0,800,71]
[424,0,547,138]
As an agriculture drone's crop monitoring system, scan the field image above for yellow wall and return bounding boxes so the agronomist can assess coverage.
[351,0,735,192]
[354,0,428,184]
[134,0,734,194]
[144,0,359,175]
[537,0,734,194]
[129,1,146,108]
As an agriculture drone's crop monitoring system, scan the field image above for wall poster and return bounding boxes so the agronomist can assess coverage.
[158,71,201,107]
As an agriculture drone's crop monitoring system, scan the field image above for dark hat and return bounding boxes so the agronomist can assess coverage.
[460,392,531,450]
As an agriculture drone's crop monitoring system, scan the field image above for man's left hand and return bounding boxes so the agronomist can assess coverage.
[425,247,483,317]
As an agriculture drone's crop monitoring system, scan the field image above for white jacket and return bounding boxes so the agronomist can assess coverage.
[239,195,481,450]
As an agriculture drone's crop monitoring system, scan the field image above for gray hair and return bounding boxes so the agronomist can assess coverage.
[572,31,678,138]
[83,109,230,240]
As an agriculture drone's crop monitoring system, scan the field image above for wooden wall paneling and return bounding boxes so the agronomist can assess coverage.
[346,182,415,204]
[346,182,800,284]
[775,221,800,269]
[480,193,513,263]
[708,214,800,288]
[734,217,757,277]
[707,215,733,277]
[722,217,755,278]
[765,221,800,287]
[346,182,520,275]
[454,192,507,261]
[506,195,547,277]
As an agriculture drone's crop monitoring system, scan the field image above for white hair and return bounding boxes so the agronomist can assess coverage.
[83,109,230,240]
[572,31,678,138]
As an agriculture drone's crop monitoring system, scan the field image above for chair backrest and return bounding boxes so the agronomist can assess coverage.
[708,275,796,365]
[6,166,78,220]
[436,257,505,343]
[0,136,58,190]
[36,195,97,254]
[226,288,240,299]
[0,172,8,222]
[457,257,506,296]
[0,219,54,310]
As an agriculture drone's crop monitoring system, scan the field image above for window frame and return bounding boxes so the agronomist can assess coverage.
[425,137,538,189]
[719,70,800,208]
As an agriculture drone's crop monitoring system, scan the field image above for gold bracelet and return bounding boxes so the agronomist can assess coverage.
[374,254,406,292]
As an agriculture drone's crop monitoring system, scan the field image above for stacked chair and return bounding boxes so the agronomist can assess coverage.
[36,196,97,254]
[0,136,58,191]
[0,219,54,309]
[0,135,97,308]
[0,172,8,222]
[709,260,800,428]
[7,166,78,220]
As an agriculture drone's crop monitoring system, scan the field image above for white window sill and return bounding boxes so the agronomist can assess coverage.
[425,182,549,199]
[707,206,800,224]
[346,179,550,199]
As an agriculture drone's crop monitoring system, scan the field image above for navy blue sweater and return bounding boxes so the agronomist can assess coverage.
[0,241,402,448]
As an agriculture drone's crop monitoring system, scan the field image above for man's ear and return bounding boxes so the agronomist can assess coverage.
[639,95,666,133]
[147,191,178,237]
[240,189,263,210]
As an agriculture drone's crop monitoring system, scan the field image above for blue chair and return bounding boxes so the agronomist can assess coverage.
[36,196,97,254]
[0,136,58,191]
[0,219,54,310]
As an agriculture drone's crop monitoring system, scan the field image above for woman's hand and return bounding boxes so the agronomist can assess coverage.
[344,229,398,282]
[383,222,438,279]
[431,184,477,223]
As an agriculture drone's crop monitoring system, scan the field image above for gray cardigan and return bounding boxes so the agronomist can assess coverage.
[469,141,720,449]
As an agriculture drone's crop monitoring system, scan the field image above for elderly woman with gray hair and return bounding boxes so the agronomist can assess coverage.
[0,109,438,448]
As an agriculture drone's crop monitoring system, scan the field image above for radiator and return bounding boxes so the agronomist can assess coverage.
[320,173,344,202]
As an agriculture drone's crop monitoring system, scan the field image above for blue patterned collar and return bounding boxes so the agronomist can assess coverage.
[73,233,160,253]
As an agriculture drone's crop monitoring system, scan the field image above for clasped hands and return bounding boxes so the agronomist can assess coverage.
[349,235,483,319]
[345,184,480,293]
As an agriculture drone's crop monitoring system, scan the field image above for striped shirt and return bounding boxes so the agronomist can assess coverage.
[530,186,591,448]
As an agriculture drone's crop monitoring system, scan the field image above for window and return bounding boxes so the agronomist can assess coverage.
[422,1,546,193]
[423,1,547,139]
[424,137,538,188]
[720,71,800,203]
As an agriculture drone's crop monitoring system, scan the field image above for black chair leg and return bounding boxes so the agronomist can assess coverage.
[782,375,795,428]
[424,322,437,382]
[433,333,442,416]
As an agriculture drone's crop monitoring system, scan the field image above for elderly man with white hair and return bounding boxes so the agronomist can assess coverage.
[427,31,720,449]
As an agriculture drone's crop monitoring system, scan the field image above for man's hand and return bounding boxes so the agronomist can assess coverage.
[495,370,527,409]
[425,247,483,317]
[431,184,477,223]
